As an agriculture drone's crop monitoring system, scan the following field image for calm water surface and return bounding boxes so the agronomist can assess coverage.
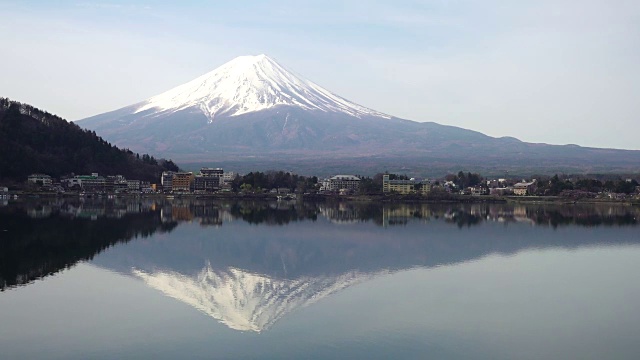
[1,199,639,359]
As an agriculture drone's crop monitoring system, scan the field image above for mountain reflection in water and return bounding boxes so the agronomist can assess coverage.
[1,199,639,332]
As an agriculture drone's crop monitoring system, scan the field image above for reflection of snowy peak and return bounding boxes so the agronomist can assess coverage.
[133,264,379,332]
[135,54,390,122]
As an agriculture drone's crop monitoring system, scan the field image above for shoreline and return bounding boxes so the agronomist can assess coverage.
[5,191,639,206]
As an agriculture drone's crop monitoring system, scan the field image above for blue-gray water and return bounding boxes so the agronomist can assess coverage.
[1,199,639,359]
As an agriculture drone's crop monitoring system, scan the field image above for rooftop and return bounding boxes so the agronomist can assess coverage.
[329,175,361,181]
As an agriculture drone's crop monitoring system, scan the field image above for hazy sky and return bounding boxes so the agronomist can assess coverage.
[1,0,638,149]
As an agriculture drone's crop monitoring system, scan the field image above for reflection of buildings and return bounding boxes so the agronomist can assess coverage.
[18,198,640,228]
[22,199,158,220]
[382,205,440,227]
[170,206,194,222]
[319,203,362,223]
[161,202,235,226]
[27,205,53,218]
[133,264,377,333]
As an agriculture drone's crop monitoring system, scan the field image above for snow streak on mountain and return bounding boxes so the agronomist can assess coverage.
[135,54,390,122]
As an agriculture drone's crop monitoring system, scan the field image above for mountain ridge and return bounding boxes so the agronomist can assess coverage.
[78,55,640,176]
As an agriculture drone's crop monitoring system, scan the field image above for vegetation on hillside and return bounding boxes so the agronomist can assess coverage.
[231,171,318,193]
[535,174,639,196]
[0,98,179,182]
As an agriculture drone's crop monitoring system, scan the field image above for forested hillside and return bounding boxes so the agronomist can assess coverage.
[0,98,179,182]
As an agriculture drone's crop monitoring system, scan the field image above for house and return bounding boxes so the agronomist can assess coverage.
[513,181,536,196]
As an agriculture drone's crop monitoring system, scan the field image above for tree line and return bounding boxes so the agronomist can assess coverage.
[536,175,639,196]
[231,171,318,193]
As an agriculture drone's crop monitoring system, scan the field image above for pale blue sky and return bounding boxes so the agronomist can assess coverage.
[1,0,639,149]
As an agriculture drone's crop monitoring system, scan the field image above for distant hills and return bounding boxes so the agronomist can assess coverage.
[0,98,179,182]
[78,54,640,176]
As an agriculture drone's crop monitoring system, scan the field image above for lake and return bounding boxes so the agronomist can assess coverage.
[1,198,639,359]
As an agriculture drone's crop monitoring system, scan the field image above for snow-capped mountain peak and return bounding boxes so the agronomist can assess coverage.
[135,54,390,122]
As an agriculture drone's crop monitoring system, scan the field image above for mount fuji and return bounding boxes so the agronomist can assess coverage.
[80,54,640,175]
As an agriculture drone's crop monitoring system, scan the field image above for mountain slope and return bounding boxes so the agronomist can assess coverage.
[79,55,640,175]
[0,98,179,182]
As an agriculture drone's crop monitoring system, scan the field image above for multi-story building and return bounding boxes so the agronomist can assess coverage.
[127,180,141,192]
[194,176,221,193]
[222,171,236,183]
[200,168,224,178]
[382,175,431,194]
[325,175,361,192]
[194,168,223,193]
[161,171,175,192]
[221,171,236,189]
[65,173,106,191]
[27,174,52,186]
[172,172,194,192]
[105,175,127,193]
[140,181,153,193]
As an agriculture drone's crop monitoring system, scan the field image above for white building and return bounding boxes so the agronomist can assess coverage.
[161,171,175,192]
[513,181,536,196]
[28,174,52,186]
[75,173,106,191]
[220,171,236,190]
[325,175,361,192]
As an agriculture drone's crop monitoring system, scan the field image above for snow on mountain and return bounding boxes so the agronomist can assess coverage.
[134,54,391,122]
[133,263,382,332]
[78,54,640,173]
